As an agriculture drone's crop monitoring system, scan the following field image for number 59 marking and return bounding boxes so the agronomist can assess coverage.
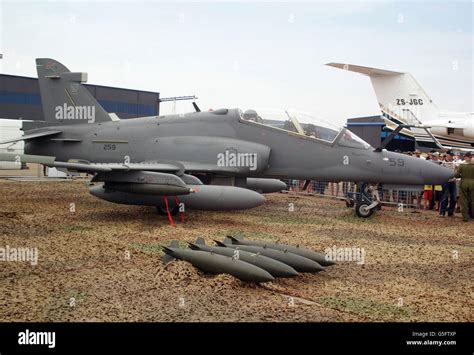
[389,158,404,167]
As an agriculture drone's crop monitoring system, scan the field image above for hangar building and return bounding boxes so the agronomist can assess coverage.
[0,73,160,121]
[0,73,161,171]
[346,115,416,152]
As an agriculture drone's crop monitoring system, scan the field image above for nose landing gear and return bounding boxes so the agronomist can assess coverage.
[346,183,380,218]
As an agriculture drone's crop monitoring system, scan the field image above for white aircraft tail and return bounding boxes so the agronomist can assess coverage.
[327,63,444,150]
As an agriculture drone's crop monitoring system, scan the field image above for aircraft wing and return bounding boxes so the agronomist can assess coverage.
[0,130,62,145]
[0,153,185,173]
[0,153,243,175]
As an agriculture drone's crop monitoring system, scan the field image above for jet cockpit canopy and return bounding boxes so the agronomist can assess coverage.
[240,109,372,150]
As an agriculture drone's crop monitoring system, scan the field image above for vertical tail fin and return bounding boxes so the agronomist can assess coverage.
[36,58,112,125]
[326,63,440,125]
[327,63,444,150]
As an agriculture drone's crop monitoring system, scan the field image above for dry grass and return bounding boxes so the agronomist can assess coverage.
[0,180,472,322]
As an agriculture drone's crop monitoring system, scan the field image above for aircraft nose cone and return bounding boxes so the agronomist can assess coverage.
[422,161,454,185]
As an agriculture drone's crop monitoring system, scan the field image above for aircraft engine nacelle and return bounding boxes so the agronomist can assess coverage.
[463,120,474,138]
[429,126,448,136]
[89,184,266,210]
[244,178,287,193]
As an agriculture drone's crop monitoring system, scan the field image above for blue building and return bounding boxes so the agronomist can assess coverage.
[0,74,160,121]
[347,115,416,152]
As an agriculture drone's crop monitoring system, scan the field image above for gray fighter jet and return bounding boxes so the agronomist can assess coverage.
[0,58,454,218]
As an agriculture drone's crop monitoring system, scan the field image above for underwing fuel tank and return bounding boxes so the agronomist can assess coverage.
[93,171,193,196]
[227,235,336,267]
[162,241,275,283]
[188,237,298,278]
[215,239,325,273]
[89,184,266,210]
[245,178,288,193]
[104,182,191,196]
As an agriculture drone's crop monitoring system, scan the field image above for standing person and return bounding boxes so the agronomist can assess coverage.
[370,183,381,202]
[423,184,433,210]
[456,152,474,222]
[330,182,340,197]
[433,184,443,211]
[439,153,457,217]
[291,179,298,193]
[299,180,305,192]
[454,153,463,213]
[323,182,328,194]
[429,153,443,210]
[316,182,327,195]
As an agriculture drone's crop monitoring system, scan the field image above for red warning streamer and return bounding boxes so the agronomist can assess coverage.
[163,196,175,227]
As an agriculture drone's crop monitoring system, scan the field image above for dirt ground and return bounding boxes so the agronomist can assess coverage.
[0,180,472,322]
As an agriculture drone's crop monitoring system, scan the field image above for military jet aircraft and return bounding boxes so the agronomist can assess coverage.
[0,58,454,219]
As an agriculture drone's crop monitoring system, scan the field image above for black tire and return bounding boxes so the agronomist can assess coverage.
[156,205,179,216]
[355,203,374,218]
[345,199,355,208]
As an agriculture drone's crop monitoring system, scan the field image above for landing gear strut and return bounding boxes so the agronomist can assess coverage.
[345,183,380,218]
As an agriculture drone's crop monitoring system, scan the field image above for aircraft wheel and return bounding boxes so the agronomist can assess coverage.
[355,203,374,218]
[156,205,179,216]
[345,198,355,208]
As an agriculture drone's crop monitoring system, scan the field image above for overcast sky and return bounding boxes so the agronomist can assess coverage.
[0,1,472,125]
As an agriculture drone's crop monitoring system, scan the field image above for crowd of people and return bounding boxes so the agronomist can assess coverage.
[284,150,474,222]
[410,150,473,221]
